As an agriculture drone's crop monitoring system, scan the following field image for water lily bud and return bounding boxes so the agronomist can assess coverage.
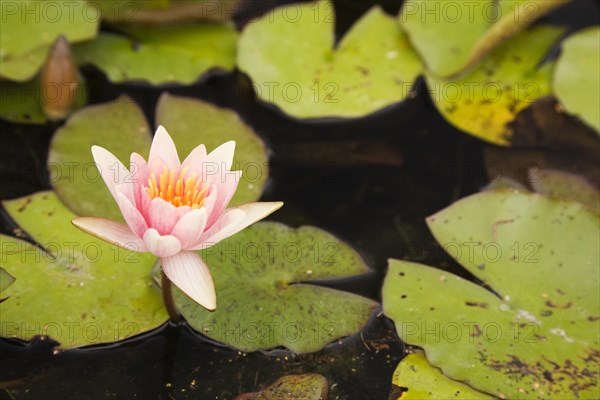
[40,36,80,121]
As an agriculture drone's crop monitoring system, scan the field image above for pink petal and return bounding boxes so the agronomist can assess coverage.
[181,143,207,172]
[191,208,245,250]
[143,228,181,258]
[206,170,242,228]
[92,145,132,203]
[115,191,148,238]
[148,197,179,235]
[130,152,151,210]
[197,202,284,249]
[199,185,218,221]
[171,208,208,249]
[205,141,235,170]
[72,217,148,252]
[201,141,236,185]
[161,251,216,310]
[149,126,180,168]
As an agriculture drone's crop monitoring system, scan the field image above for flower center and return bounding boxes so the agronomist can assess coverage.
[145,165,208,208]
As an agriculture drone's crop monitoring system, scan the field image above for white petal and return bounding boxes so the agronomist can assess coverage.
[162,251,216,310]
[191,208,245,250]
[72,217,147,252]
[143,228,181,258]
[92,145,132,202]
[221,201,284,237]
[204,141,236,175]
[149,125,180,168]
[171,208,208,249]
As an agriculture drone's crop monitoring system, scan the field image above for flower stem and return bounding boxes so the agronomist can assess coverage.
[161,272,181,323]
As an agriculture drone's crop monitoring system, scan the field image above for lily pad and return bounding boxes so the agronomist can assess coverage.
[48,97,153,221]
[234,374,329,400]
[155,93,269,206]
[389,352,491,399]
[237,0,422,119]
[426,26,563,145]
[0,0,98,81]
[0,268,16,303]
[529,169,600,213]
[399,0,570,77]
[383,190,599,399]
[0,78,48,124]
[175,222,378,353]
[95,0,240,23]
[74,24,237,85]
[49,95,269,220]
[0,74,87,125]
[553,27,600,133]
[0,191,165,349]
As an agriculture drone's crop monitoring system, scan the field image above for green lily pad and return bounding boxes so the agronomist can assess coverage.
[155,93,268,206]
[92,0,170,22]
[237,0,422,119]
[0,268,16,303]
[0,78,47,124]
[389,352,491,399]
[529,169,600,213]
[73,23,237,85]
[0,74,87,125]
[553,27,600,133]
[49,95,269,219]
[176,222,378,353]
[0,0,98,81]
[399,0,570,78]
[95,0,240,23]
[0,191,165,349]
[234,374,329,400]
[383,190,600,399]
[48,97,152,220]
[426,25,563,145]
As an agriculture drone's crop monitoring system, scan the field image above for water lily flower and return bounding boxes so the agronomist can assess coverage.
[72,126,282,311]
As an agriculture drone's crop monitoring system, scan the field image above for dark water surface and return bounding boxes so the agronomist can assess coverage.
[1,0,598,399]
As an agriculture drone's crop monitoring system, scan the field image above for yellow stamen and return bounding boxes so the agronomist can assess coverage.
[145,165,208,208]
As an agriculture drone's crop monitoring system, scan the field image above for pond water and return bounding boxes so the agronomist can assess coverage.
[1,0,598,399]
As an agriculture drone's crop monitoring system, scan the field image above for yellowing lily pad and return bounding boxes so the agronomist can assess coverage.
[383,190,600,399]
[426,25,563,145]
[0,191,165,349]
[48,95,269,219]
[389,352,491,399]
[0,0,98,81]
[553,27,600,133]
[74,24,237,85]
[399,0,570,77]
[176,222,378,353]
[237,0,422,119]
[234,374,329,400]
[155,93,268,206]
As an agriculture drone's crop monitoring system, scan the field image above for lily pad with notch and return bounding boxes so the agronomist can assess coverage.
[425,26,564,146]
[0,191,165,349]
[383,190,599,399]
[175,222,378,353]
[74,23,237,85]
[399,0,571,78]
[237,0,422,119]
[0,0,98,82]
[48,95,269,220]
